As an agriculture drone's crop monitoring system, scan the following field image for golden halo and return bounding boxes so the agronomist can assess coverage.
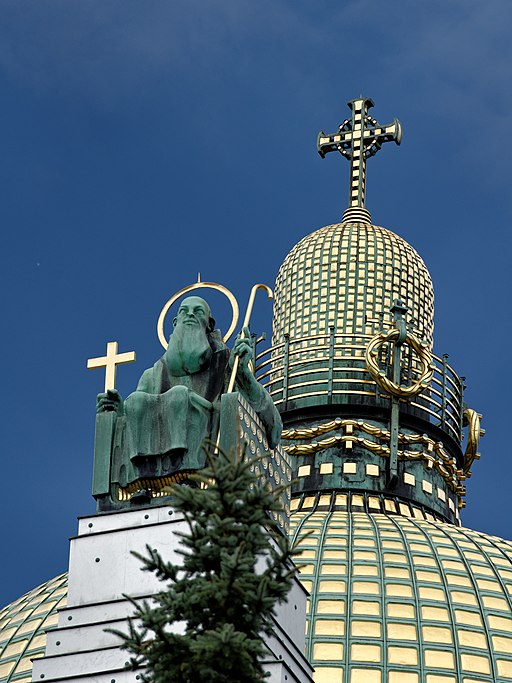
[157,279,240,349]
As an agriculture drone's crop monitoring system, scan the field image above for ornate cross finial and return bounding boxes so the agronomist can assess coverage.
[87,341,136,391]
[318,97,402,222]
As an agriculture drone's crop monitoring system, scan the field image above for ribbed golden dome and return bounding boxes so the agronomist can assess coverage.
[290,499,512,682]
[272,222,434,348]
[0,574,67,682]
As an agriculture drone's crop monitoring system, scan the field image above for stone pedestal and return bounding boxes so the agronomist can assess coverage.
[32,505,314,683]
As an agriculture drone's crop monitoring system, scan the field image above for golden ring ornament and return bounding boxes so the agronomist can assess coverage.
[157,276,240,349]
[463,408,484,474]
[365,328,434,398]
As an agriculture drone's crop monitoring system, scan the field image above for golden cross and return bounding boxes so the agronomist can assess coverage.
[87,341,136,392]
[318,97,401,212]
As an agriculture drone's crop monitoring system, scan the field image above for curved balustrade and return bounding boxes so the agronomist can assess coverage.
[255,332,464,444]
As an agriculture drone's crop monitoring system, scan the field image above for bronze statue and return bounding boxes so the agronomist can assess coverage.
[94,296,281,506]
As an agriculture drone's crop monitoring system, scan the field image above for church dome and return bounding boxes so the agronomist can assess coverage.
[260,95,500,683]
[272,220,434,348]
[290,497,512,683]
[0,574,67,683]
[4,507,512,683]
[261,218,453,466]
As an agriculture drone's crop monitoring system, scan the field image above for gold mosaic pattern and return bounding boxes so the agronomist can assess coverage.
[290,508,512,682]
[0,574,67,682]
[235,394,293,533]
[290,491,450,523]
[273,222,434,347]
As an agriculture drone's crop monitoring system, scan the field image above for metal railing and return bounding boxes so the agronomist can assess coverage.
[255,332,464,444]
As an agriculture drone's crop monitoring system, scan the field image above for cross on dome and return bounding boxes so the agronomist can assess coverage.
[318,97,401,222]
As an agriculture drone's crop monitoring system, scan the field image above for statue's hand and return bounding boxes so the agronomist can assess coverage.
[96,389,123,415]
[232,326,255,383]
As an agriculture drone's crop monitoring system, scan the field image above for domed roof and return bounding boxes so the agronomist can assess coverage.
[290,496,512,682]
[0,574,67,682]
[273,221,434,348]
[5,502,511,683]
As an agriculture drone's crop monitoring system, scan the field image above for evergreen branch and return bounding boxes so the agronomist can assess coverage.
[118,442,296,683]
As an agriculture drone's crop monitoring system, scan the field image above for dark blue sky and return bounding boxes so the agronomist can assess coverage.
[1,0,511,606]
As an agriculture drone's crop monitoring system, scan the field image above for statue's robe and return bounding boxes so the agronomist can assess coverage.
[110,331,282,487]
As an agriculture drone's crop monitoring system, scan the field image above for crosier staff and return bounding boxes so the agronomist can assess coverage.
[214,284,274,454]
[227,283,273,394]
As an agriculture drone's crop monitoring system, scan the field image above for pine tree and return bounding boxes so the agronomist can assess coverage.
[113,445,299,683]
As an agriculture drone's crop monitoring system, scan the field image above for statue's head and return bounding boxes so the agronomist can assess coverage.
[172,296,216,335]
[167,296,217,375]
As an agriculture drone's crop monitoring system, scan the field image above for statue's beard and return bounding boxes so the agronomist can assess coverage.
[166,323,213,376]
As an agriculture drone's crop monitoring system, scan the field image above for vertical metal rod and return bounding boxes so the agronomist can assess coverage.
[385,340,392,374]
[389,343,401,488]
[441,354,448,430]
[283,333,290,408]
[406,342,413,385]
[388,300,407,488]
[459,376,466,441]
[328,326,335,402]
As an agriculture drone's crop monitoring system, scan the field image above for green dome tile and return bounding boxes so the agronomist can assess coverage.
[0,574,67,683]
[290,506,512,683]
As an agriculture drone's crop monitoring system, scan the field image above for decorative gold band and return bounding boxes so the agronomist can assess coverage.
[342,206,372,223]
[117,472,191,501]
[282,417,465,496]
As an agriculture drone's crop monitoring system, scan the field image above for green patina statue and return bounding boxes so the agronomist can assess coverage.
[93,296,282,509]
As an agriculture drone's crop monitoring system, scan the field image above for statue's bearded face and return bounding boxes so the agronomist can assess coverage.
[174,297,211,332]
[167,297,214,375]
